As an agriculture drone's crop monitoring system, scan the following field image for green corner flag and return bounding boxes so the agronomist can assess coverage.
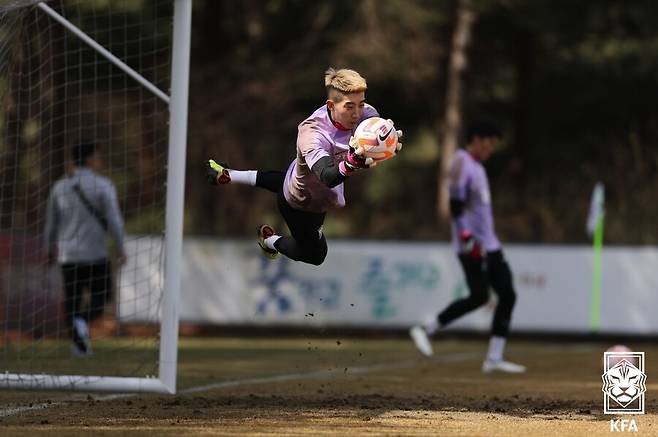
[586,182,605,333]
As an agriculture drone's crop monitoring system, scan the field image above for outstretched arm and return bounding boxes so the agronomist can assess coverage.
[311,144,374,188]
[311,156,346,188]
[103,184,127,263]
[450,198,468,232]
[448,152,470,233]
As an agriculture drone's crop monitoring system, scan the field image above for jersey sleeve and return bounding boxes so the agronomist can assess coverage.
[101,180,125,252]
[448,152,471,232]
[297,124,331,170]
[448,152,469,202]
[311,156,346,188]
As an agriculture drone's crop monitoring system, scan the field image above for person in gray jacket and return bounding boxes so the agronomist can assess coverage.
[44,141,126,356]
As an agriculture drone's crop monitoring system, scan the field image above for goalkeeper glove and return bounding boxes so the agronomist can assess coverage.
[339,138,376,175]
[459,230,482,260]
[349,136,376,167]
[340,145,375,176]
[206,159,231,185]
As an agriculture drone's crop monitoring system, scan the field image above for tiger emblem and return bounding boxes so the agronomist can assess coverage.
[602,358,647,408]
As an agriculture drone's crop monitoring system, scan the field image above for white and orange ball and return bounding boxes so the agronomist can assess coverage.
[603,344,635,368]
[353,117,399,163]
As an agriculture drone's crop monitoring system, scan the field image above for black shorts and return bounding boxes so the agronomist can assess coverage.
[61,260,112,324]
[276,190,326,242]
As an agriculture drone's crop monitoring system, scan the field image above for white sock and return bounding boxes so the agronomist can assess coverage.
[486,335,506,362]
[227,169,257,186]
[423,318,440,336]
[264,235,281,251]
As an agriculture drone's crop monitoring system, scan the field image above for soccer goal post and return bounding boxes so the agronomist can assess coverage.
[0,0,191,393]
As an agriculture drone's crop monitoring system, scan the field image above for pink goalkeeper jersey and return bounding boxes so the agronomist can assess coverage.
[283,103,379,213]
[449,149,502,253]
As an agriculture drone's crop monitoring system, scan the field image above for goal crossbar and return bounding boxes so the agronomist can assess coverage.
[36,1,171,105]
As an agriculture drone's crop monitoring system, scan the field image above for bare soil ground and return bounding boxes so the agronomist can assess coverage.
[1,337,656,436]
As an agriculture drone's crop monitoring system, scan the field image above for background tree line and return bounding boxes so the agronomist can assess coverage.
[2,0,658,244]
[188,0,658,244]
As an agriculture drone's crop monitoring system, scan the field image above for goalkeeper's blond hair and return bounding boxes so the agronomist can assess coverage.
[325,67,367,102]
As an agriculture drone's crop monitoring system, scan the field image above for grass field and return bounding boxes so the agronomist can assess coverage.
[1,336,656,436]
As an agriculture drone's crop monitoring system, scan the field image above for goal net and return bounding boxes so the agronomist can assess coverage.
[0,0,190,393]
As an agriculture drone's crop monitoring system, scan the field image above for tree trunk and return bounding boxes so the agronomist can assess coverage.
[437,0,476,220]
[1,11,30,230]
[513,28,534,197]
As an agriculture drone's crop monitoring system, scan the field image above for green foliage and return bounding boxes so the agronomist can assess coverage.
[3,0,658,243]
[183,0,658,243]
[124,205,164,234]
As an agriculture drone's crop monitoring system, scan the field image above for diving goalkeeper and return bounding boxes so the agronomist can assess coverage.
[206,68,401,265]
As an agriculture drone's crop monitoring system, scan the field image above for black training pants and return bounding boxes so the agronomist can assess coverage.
[256,171,328,265]
[61,261,112,337]
[437,250,517,337]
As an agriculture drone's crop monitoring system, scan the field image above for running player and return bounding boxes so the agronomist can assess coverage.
[410,122,525,374]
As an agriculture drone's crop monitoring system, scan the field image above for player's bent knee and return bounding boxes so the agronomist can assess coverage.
[307,251,327,266]
[304,246,327,266]
[466,294,489,309]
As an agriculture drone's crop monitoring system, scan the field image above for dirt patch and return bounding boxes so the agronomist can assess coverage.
[0,338,655,436]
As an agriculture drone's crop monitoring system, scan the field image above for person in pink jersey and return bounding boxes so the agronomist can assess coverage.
[206,68,401,265]
[410,122,525,374]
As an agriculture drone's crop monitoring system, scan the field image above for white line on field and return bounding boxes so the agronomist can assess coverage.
[0,351,479,417]
[0,393,133,418]
[179,351,479,394]
[0,403,55,417]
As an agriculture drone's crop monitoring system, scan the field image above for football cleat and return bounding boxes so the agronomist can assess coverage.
[207,159,231,185]
[71,316,92,357]
[481,359,526,374]
[257,224,280,259]
[409,325,434,357]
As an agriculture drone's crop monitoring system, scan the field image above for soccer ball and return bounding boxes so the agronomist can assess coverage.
[603,344,635,368]
[352,117,399,163]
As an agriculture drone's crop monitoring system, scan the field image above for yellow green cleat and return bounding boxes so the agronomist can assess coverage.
[257,224,280,259]
[206,159,231,185]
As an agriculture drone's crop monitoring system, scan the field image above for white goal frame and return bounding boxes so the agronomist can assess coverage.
[0,0,191,394]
